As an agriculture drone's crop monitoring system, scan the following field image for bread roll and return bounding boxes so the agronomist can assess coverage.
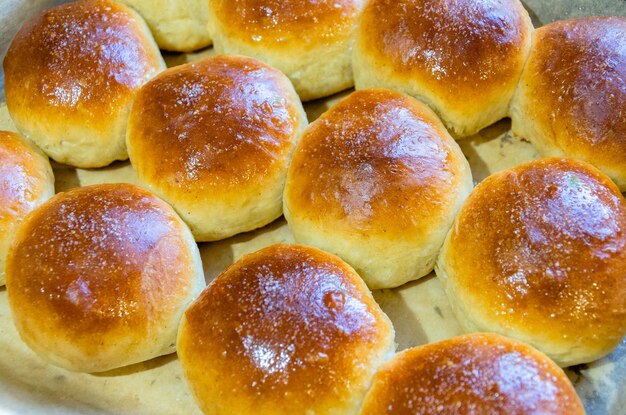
[360,333,584,415]
[6,184,205,373]
[353,0,532,137]
[177,244,395,415]
[3,0,165,168]
[127,55,306,242]
[436,158,626,366]
[510,17,626,191]
[207,0,366,101]
[284,89,473,289]
[118,0,211,51]
[0,131,54,286]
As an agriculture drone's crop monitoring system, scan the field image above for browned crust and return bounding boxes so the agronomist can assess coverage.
[358,0,531,113]
[3,0,163,131]
[515,17,626,179]
[127,55,302,202]
[361,333,584,414]
[446,158,626,353]
[0,131,52,228]
[7,184,196,360]
[178,244,393,414]
[210,0,363,48]
[285,88,469,239]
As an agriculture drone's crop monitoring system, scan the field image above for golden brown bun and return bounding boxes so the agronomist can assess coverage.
[127,55,307,242]
[3,0,165,168]
[207,0,366,100]
[353,0,532,137]
[0,131,54,286]
[511,17,626,191]
[283,89,473,289]
[360,333,584,415]
[118,0,211,51]
[6,184,205,373]
[177,244,395,415]
[436,158,626,366]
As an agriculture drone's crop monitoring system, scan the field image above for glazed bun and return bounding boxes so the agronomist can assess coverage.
[207,0,366,101]
[3,0,165,168]
[284,89,473,289]
[511,17,626,191]
[177,244,395,415]
[353,0,532,137]
[360,333,584,415]
[117,0,211,51]
[436,158,626,366]
[127,55,307,242]
[6,184,205,373]
[0,131,54,286]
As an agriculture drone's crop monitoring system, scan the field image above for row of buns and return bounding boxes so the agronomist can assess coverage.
[4,0,626,193]
[1,0,625,413]
[5,78,625,368]
[177,244,586,414]
[0,128,592,412]
[2,0,626,366]
[0,86,617,411]
[1,181,587,413]
[0,143,590,412]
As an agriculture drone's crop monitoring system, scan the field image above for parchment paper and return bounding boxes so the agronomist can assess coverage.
[0,1,625,414]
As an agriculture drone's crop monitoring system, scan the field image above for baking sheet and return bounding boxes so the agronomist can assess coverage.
[1,1,625,414]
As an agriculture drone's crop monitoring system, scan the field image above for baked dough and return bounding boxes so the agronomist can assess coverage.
[284,88,473,289]
[3,0,165,168]
[6,183,205,372]
[437,158,626,366]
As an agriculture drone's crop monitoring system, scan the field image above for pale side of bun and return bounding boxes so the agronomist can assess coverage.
[284,89,473,289]
[360,333,585,415]
[178,244,395,415]
[6,184,205,373]
[353,0,532,137]
[0,131,54,286]
[118,0,211,51]
[207,0,366,101]
[510,17,626,191]
[127,55,307,242]
[436,158,626,366]
[3,0,165,168]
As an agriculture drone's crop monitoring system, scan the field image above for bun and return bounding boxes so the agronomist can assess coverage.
[3,0,165,168]
[284,89,473,289]
[6,183,205,372]
[117,0,211,51]
[360,333,584,415]
[177,244,395,415]
[353,0,532,137]
[436,158,626,366]
[127,55,307,242]
[207,0,366,101]
[511,17,626,191]
[0,131,54,286]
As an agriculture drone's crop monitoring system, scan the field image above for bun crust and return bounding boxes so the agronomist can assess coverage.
[210,0,361,47]
[0,131,54,286]
[207,0,366,100]
[284,89,472,289]
[360,333,584,415]
[6,184,205,372]
[511,17,626,190]
[3,0,165,168]
[354,0,532,136]
[127,55,306,241]
[437,158,626,366]
[177,244,395,415]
